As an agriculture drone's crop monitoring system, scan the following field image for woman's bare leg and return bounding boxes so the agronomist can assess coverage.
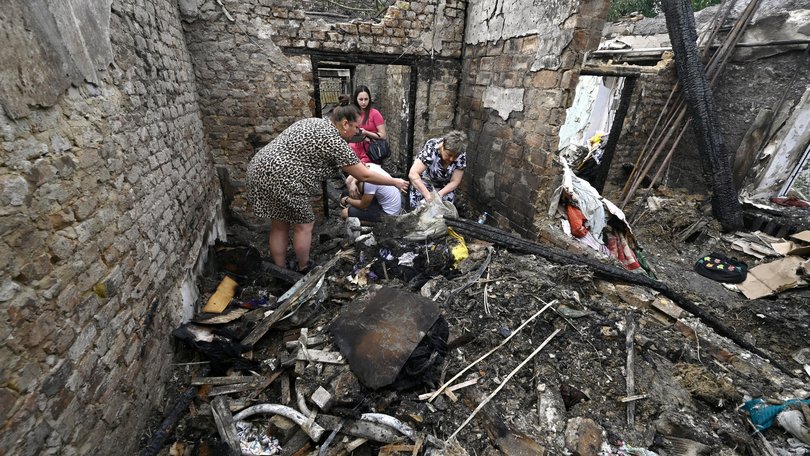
[292,222,315,270]
[269,220,290,267]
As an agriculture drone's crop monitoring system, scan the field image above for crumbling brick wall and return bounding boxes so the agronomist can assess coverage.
[603,64,678,200]
[0,1,220,454]
[604,48,810,199]
[180,0,466,189]
[457,0,611,237]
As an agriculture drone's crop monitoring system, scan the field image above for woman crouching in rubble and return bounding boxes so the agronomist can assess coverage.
[407,130,468,209]
[246,96,409,272]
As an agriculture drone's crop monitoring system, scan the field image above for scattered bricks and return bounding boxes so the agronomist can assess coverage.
[311,386,335,412]
[268,415,299,443]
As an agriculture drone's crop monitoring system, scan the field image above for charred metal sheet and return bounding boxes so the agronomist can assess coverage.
[329,287,441,390]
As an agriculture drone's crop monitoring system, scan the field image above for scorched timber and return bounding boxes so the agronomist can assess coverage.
[444,217,793,376]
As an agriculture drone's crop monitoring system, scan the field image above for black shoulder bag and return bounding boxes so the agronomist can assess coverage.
[368,139,391,164]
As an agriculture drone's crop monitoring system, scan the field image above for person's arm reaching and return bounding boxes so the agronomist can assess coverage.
[408,159,433,203]
[341,192,374,210]
[343,163,408,192]
[438,169,464,198]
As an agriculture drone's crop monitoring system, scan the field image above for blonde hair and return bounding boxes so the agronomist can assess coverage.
[442,130,468,156]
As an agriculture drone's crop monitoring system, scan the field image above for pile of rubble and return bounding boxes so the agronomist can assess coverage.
[144,196,809,456]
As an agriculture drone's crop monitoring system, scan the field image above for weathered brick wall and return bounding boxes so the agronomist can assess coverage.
[180,0,466,187]
[602,63,678,200]
[457,0,611,237]
[0,1,220,454]
[604,49,810,199]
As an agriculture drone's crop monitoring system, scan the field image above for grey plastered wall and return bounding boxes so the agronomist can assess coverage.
[179,0,466,206]
[0,0,220,454]
[457,0,611,237]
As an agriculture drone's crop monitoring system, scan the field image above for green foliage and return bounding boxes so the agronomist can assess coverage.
[691,0,722,11]
[607,0,722,21]
[607,0,660,21]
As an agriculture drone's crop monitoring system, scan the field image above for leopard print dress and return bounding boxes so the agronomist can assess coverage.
[247,118,359,223]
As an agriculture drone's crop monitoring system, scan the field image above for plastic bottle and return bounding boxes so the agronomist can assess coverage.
[477,212,489,224]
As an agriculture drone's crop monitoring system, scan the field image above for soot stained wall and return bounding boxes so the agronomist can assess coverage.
[180,0,467,198]
[0,1,220,454]
[458,0,611,237]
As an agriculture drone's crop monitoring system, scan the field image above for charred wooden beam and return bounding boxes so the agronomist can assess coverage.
[591,76,637,193]
[662,0,743,231]
[142,367,210,456]
[444,217,794,376]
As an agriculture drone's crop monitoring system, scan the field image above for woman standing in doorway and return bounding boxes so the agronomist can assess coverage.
[349,85,387,164]
[347,85,388,197]
[247,96,408,272]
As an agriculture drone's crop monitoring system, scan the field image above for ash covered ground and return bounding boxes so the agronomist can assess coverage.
[146,186,809,456]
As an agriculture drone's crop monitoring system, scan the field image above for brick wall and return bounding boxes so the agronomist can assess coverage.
[181,0,466,189]
[457,0,611,237]
[0,0,220,454]
[603,49,810,199]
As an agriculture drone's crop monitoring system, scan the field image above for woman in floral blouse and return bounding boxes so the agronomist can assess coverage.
[407,130,468,208]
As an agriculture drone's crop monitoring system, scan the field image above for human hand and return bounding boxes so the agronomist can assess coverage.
[340,196,350,208]
[348,182,361,199]
[394,178,409,192]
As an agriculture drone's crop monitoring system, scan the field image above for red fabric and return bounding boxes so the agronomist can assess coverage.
[566,205,589,238]
[770,196,810,209]
[349,108,385,163]
[607,232,641,270]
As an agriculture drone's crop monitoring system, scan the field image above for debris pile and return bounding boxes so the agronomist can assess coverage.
[145,190,809,456]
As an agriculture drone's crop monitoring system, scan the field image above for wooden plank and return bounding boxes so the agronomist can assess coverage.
[191,375,269,386]
[733,108,774,190]
[242,256,339,347]
[295,349,345,364]
[210,397,240,455]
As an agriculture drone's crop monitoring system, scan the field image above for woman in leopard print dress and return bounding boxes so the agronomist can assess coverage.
[247,97,409,272]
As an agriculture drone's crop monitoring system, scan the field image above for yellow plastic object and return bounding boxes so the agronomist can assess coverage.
[447,228,468,269]
[202,276,238,313]
[589,132,605,147]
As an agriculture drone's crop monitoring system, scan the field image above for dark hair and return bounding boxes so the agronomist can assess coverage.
[332,95,361,123]
[352,85,372,124]
[352,85,372,109]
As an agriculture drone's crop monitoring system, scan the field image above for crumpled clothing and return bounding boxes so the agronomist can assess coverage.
[548,158,606,239]
[398,252,419,266]
[606,231,640,271]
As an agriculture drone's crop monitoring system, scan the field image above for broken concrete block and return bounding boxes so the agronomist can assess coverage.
[268,415,298,443]
[564,417,604,456]
[333,369,363,405]
[311,386,335,411]
[614,284,655,309]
